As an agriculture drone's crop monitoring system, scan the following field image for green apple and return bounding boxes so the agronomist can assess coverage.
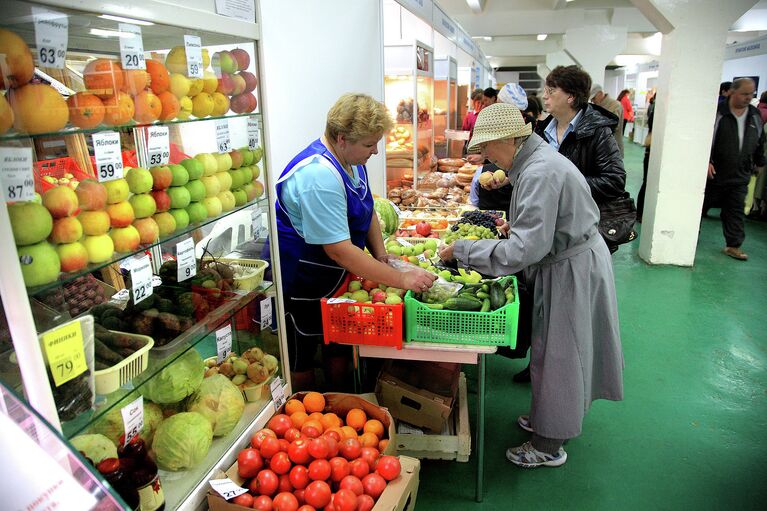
[167,186,191,209]
[180,158,204,180]
[169,208,190,230]
[194,153,218,176]
[18,241,60,286]
[184,180,206,202]
[185,202,208,224]
[168,164,189,186]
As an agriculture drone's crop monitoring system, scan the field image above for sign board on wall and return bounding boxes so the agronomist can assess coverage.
[725,35,767,60]
[457,29,477,59]
[433,5,457,42]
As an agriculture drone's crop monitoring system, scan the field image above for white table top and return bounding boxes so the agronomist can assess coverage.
[358,341,497,365]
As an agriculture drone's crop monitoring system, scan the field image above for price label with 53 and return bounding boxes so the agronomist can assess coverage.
[121,396,144,446]
[131,255,153,305]
[247,116,260,150]
[146,126,170,166]
[32,7,68,69]
[92,131,124,182]
[176,238,196,282]
[41,320,87,388]
[119,23,146,70]
[184,35,203,78]
[0,148,35,203]
[215,119,231,153]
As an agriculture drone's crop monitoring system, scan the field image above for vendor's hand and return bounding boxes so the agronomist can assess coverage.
[708,163,716,179]
[400,268,437,293]
[377,254,399,265]
[498,221,510,237]
[438,243,455,262]
[466,154,484,165]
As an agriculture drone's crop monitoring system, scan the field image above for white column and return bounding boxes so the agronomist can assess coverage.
[563,25,627,86]
[536,63,551,81]
[632,0,758,265]
[545,51,575,71]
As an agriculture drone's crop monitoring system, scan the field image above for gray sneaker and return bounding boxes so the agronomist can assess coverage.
[506,441,567,468]
[517,415,533,433]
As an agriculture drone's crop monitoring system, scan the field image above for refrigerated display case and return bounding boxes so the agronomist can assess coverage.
[433,57,457,160]
[0,1,288,509]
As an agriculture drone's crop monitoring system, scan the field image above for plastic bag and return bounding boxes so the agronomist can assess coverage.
[419,278,463,304]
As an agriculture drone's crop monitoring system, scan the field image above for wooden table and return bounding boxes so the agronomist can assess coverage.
[356,341,497,503]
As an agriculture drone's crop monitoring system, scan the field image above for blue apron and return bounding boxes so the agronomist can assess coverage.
[272,139,374,366]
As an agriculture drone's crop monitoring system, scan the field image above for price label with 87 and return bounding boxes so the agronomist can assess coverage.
[1,148,35,203]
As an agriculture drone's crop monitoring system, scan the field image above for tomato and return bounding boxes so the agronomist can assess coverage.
[375,456,401,481]
[361,473,386,499]
[325,500,336,511]
[339,475,363,496]
[278,439,291,453]
[296,506,315,511]
[338,438,361,461]
[261,436,282,459]
[304,480,332,509]
[415,221,432,236]
[270,451,292,475]
[355,494,375,511]
[348,459,369,480]
[301,423,322,439]
[252,495,273,511]
[308,458,331,481]
[255,469,280,496]
[288,439,312,465]
[272,491,299,511]
[237,448,264,478]
[278,474,293,493]
[293,489,306,506]
[289,464,310,490]
[307,437,329,460]
[284,427,303,443]
[323,430,341,442]
[232,493,253,507]
[328,457,350,483]
[268,414,294,438]
[332,489,358,511]
[358,448,379,470]
[252,429,278,449]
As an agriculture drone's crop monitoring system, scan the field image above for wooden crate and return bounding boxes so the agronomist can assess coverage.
[392,372,471,462]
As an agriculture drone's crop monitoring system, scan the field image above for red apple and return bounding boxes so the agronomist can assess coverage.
[150,190,171,212]
[231,73,246,95]
[216,73,235,95]
[230,48,250,71]
[415,221,432,236]
[239,71,258,93]
[231,92,257,114]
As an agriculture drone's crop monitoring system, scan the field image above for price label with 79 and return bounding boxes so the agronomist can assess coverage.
[41,319,88,388]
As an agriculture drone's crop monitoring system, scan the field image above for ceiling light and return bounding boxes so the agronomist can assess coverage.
[98,14,154,26]
[471,36,493,42]
[537,34,548,41]
[89,28,133,38]
[466,0,486,14]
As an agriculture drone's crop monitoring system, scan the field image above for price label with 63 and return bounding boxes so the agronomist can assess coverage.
[41,320,87,388]
[209,479,247,500]
[215,119,231,153]
[32,7,68,69]
[118,23,146,70]
[92,131,124,182]
[184,35,203,78]
[216,323,233,364]
[131,255,153,305]
[176,238,196,282]
[121,396,144,446]
[146,126,170,166]
[247,116,260,150]
[1,148,35,203]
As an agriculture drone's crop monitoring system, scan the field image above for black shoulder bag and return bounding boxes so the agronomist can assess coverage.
[598,195,638,252]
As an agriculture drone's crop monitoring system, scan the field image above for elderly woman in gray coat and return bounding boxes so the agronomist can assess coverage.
[439,103,624,468]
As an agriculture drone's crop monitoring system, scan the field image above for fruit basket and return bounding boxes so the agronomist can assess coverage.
[34,157,92,194]
[320,275,405,350]
[204,352,279,403]
[404,276,519,347]
[202,257,269,292]
[94,331,154,395]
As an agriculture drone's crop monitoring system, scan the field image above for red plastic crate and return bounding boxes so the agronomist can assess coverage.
[320,274,404,349]
[34,158,92,194]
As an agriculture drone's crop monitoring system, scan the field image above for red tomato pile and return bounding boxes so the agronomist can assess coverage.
[231,392,401,511]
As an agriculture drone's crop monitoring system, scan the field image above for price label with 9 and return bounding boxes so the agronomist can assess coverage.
[32,7,68,70]
[176,238,196,282]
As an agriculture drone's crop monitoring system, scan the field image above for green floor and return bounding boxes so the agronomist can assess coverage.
[415,141,767,510]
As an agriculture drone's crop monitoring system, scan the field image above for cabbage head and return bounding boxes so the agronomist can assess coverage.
[152,412,213,471]
[187,374,245,437]
[71,434,117,463]
[91,401,164,447]
[142,350,204,404]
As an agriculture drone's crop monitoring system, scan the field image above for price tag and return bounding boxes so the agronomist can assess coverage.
[271,377,286,411]
[216,323,233,364]
[215,119,231,153]
[247,116,260,150]
[209,479,248,500]
[118,23,146,70]
[326,298,355,304]
[130,255,153,305]
[397,239,413,247]
[176,238,196,282]
[92,131,124,182]
[121,396,144,446]
[260,297,272,329]
[417,253,428,263]
[0,148,35,203]
[184,35,203,78]
[41,320,87,387]
[146,126,170,166]
[32,7,68,69]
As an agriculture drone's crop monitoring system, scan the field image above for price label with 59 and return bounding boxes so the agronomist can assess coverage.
[131,255,153,305]
[92,131,124,182]
[176,238,196,282]
[32,7,68,69]
[41,320,87,388]
[0,148,35,203]
[184,35,203,78]
[146,126,170,166]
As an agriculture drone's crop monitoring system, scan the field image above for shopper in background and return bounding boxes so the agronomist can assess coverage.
[637,91,656,222]
[590,84,625,156]
[617,89,634,123]
[439,104,624,469]
[704,78,765,261]
[482,87,499,108]
[271,93,436,391]
[463,88,485,163]
[719,81,733,104]
[757,91,767,123]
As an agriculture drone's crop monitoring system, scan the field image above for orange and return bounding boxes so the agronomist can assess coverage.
[303,392,325,413]
[308,412,324,423]
[0,94,13,134]
[289,411,308,429]
[133,91,161,124]
[146,60,170,94]
[320,412,342,431]
[285,399,305,416]
[302,419,324,434]
[345,408,367,431]
[84,59,124,98]
[103,92,135,126]
[0,28,34,88]
[358,432,379,448]
[363,419,385,439]
[157,91,180,121]
[340,425,358,440]
[122,69,149,96]
[378,439,389,452]
[67,92,104,129]
[8,83,68,134]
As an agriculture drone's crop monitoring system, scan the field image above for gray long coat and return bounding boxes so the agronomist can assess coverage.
[453,133,624,439]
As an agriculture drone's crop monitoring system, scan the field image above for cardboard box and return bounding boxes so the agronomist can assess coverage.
[207,455,420,511]
[376,360,460,433]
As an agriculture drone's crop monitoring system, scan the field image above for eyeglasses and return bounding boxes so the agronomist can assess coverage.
[544,86,557,96]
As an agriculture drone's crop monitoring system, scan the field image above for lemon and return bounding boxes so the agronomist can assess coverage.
[191,93,214,118]
[169,73,191,98]
[187,78,205,97]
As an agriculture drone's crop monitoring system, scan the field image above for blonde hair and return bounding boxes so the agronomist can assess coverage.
[325,93,394,143]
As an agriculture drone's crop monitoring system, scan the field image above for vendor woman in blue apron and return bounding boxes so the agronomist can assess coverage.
[272,93,436,391]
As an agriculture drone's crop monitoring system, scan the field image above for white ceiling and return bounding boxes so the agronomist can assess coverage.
[437,0,767,68]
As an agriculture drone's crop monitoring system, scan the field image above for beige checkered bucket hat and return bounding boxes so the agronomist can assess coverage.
[468,103,533,151]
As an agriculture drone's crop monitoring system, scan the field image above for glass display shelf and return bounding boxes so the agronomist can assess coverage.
[25,195,269,297]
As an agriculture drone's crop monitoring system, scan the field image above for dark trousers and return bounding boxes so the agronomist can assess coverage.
[497,272,533,359]
[637,147,650,219]
[703,180,749,247]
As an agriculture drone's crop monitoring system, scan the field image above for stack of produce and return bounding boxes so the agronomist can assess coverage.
[176,157,205,227]
[41,172,81,190]
[93,324,149,370]
[444,222,497,244]
[204,348,279,395]
[8,199,60,287]
[415,275,515,312]
[63,274,108,317]
[455,210,505,230]
[106,177,140,253]
[125,167,159,244]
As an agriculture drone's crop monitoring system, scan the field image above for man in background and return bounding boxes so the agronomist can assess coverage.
[590,84,625,156]
[719,81,733,104]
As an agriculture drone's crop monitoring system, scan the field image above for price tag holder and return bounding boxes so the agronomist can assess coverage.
[32,7,68,69]
[215,119,231,153]
[146,126,170,166]
[130,255,153,305]
[121,396,144,446]
[92,131,124,182]
[260,297,272,329]
[184,35,203,78]
[216,323,233,364]
[176,238,196,282]
[271,377,286,411]
[209,479,248,500]
[118,23,145,70]
[247,116,260,150]
[41,320,87,387]
[0,148,35,203]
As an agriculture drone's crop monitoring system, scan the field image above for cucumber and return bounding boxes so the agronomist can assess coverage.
[424,303,444,310]
[480,298,491,312]
[444,297,483,311]
[480,284,489,293]
[476,291,490,300]
[490,281,505,310]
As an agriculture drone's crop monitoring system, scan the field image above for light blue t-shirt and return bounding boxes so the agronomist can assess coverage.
[280,161,362,245]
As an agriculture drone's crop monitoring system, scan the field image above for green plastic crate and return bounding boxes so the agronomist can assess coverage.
[404,276,519,347]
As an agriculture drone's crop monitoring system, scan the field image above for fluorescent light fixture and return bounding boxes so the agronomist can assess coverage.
[466,0,486,14]
[89,28,133,38]
[98,14,154,26]
[566,0,575,2]
[471,36,493,42]
[537,34,548,41]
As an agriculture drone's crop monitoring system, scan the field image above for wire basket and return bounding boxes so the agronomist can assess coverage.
[94,332,154,395]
